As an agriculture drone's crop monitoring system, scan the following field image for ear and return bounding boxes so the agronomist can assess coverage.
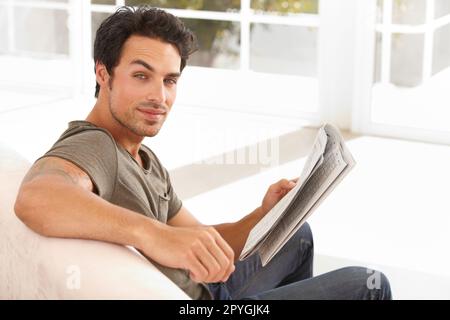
[95,61,111,88]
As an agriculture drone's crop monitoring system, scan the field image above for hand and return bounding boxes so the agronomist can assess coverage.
[260,178,299,215]
[142,224,235,284]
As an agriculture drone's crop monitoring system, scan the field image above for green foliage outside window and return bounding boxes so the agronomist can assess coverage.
[251,0,318,14]
[92,0,318,67]
[125,0,240,11]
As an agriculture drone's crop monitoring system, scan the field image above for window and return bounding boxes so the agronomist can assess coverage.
[366,0,450,144]
[1,0,320,124]
[0,0,74,92]
[90,0,320,124]
[6,0,447,145]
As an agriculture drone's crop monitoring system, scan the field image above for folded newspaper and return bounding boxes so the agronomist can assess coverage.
[239,123,356,266]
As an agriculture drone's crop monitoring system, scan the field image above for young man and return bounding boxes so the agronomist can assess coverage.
[14,6,391,300]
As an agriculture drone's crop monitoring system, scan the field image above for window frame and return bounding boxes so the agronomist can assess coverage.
[352,0,450,145]
[0,0,88,95]
[87,0,322,126]
[4,0,449,145]
[0,0,322,126]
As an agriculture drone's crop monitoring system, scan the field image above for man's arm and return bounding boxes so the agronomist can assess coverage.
[168,179,297,260]
[15,156,151,245]
[15,156,234,283]
[213,207,265,260]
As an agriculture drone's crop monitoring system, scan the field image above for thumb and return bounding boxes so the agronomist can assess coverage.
[284,179,296,188]
[278,178,296,190]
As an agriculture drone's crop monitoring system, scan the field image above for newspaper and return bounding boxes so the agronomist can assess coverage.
[239,123,356,266]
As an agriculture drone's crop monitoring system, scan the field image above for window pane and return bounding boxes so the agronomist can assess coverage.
[250,23,317,77]
[390,33,423,87]
[432,23,450,76]
[251,0,318,14]
[91,11,111,52]
[91,13,241,69]
[14,8,69,56]
[376,0,383,23]
[0,6,8,53]
[435,0,450,19]
[124,0,240,12]
[374,32,382,83]
[372,2,450,135]
[181,18,240,69]
[392,0,426,25]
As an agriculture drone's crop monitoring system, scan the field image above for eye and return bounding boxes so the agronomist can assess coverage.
[164,78,178,86]
[133,73,147,80]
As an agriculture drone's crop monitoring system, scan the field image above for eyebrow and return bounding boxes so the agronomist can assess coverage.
[130,59,181,78]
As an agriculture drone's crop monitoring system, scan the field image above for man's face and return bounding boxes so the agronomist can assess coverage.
[106,35,181,137]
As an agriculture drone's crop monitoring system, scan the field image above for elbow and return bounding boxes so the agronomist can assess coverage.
[14,185,46,236]
[14,189,29,223]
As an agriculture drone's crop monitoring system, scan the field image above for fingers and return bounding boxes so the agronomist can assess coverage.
[187,251,209,283]
[187,228,235,284]
[202,232,233,283]
[194,242,223,283]
[223,260,235,282]
[213,230,235,282]
[276,178,296,191]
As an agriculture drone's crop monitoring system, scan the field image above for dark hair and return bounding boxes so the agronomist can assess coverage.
[93,5,197,97]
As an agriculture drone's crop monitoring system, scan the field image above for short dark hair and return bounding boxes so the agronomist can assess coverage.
[93,5,197,98]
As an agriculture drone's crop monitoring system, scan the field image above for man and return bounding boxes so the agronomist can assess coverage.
[14,6,391,300]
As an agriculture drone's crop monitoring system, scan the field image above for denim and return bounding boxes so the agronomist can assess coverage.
[207,223,392,300]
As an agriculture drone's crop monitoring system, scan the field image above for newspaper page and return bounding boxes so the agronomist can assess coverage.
[239,124,356,265]
[239,127,328,260]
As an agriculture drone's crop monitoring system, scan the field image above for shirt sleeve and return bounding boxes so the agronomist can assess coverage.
[165,167,183,220]
[37,129,118,201]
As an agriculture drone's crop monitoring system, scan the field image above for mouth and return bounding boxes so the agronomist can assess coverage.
[137,108,166,121]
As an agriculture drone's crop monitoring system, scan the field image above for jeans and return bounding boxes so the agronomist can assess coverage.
[207,222,392,300]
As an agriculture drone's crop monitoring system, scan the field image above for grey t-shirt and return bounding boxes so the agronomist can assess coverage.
[38,120,212,300]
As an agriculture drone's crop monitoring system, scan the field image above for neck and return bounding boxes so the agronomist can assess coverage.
[86,98,143,159]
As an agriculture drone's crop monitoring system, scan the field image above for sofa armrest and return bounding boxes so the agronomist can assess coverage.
[1,203,190,299]
[1,197,190,300]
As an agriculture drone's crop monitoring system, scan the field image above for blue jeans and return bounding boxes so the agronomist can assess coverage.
[207,223,392,300]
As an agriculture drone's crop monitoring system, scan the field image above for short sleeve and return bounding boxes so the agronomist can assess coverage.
[38,130,118,201]
[165,168,183,220]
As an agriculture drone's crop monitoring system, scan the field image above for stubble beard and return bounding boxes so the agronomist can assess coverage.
[108,96,162,138]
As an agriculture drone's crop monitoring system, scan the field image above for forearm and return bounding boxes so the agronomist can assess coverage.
[15,177,161,251]
[213,206,264,260]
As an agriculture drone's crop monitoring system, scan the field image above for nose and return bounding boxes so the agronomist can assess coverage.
[146,80,166,105]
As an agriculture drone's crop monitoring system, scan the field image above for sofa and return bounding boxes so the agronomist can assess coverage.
[0,143,189,299]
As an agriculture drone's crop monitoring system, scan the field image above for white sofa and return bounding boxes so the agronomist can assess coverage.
[0,143,189,299]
